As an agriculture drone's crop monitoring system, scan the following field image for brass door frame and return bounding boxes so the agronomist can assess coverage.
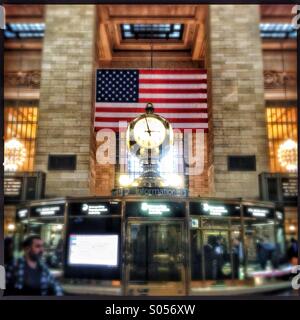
[124,218,186,296]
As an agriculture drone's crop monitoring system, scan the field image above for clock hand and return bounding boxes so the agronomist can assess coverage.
[145,116,151,136]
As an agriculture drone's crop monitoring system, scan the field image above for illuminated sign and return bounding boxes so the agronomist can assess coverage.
[125,201,185,218]
[247,208,270,217]
[276,211,283,220]
[112,187,188,197]
[68,202,121,216]
[31,204,65,217]
[190,202,241,217]
[4,178,22,196]
[203,203,228,216]
[282,178,298,199]
[37,206,61,216]
[17,209,28,219]
[82,203,108,215]
[141,202,170,215]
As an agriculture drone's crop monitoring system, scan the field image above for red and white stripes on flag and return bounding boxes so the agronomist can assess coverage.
[94,69,208,132]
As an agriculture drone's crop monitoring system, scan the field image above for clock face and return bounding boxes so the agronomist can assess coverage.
[133,116,166,148]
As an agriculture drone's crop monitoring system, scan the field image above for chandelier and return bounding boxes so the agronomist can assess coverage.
[4,138,27,172]
[277,139,297,172]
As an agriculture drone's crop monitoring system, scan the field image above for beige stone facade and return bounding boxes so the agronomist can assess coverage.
[35,5,96,197]
[207,5,269,198]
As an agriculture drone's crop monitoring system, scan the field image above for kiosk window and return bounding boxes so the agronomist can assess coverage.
[28,218,64,269]
[244,219,277,273]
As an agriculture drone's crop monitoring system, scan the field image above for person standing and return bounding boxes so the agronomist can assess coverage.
[5,235,63,296]
[287,238,298,265]
[214,236,226,280]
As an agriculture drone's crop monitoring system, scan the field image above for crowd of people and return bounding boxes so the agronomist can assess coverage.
[192,234,299,281]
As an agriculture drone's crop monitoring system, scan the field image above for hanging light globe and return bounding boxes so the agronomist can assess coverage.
[277,139,297,172]
[4,138,27,172]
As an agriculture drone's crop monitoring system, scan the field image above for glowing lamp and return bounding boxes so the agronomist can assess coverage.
[277,139,297,172]
[4,138,27,172]
[7,223,16,232]
[289,225,296,232]
[119,174,131,187]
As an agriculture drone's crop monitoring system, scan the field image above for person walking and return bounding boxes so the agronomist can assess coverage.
[5,235,63,296]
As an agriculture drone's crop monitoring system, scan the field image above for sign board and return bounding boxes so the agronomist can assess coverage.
[259,173,297,206]
[190,202,241,217]
[244,206,274,219]
[112,187,188,197]
[68,202,121,216]
[16,208,29,221]
[125,201,186,218]
[68,234,119,267]
[4,178,22,198]
[281,177,298,202]
[31,204,65,218]
[4,172,45,204]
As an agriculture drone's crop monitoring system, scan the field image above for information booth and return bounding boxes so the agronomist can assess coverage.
[15,196,287,296]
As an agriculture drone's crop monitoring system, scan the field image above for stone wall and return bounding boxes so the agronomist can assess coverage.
[207,5,269,198]
[35,5,96,197]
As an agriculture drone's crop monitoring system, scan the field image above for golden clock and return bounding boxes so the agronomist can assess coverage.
[126,103,173,157]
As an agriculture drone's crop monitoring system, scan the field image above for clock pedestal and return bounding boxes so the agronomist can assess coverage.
[132,162,167,188]
[112,158,189,197]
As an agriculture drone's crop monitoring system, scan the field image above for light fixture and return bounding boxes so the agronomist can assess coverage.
[119,174,131,187]
[289,225,296,232]
[277,139,297,172]
[7,223,16,232]
[4,138,27,171]
[54,224,63,231]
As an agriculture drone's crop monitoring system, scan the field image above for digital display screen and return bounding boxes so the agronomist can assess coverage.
[68,234,119,267]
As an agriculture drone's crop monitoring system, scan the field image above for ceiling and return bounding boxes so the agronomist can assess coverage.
[260,5,295,22]
[4,5,44,22]
[4,5,295,53]
[96,5,208,63]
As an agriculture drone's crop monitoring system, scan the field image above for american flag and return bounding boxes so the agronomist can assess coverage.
[94,69,208,132]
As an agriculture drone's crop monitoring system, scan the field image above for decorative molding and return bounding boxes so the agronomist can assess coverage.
[264,70,296,90]
[4,70,41,88]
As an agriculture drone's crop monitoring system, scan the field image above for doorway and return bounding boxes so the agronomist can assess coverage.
[125,220,186,295]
